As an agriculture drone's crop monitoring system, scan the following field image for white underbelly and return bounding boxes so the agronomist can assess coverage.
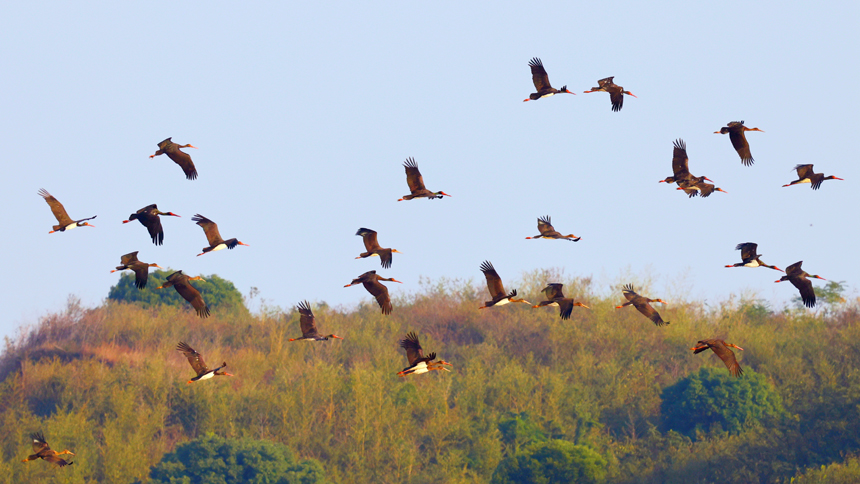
[495,298,511,306]
[744,260,761,268]
[212,244,227,251]
[798,178,811,184]
[63,224,77,231]
[198,372,215,381]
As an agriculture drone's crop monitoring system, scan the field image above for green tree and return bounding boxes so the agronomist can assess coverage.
[661,367,786,438]
[149,434,325,484]
[490,439,607,484]
[108,269,247,314]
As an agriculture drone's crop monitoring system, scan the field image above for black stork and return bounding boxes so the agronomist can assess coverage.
[776,261,826,308]
[691,339,744,377]
[616,284,669,326]
[355,228,401,269]
[714,121,763,166]
[398,157,451,201]
[525,216,581,241]
[110,251,162,289]
[479,261,530,309]
[150,137,199,180]
[122,204,180,245]
[524,58,573,102]
[157,271,210,318]
[192,214,249,256]
[38,188,96,233]
[21,432,74,467]
[176,341,233,383]
[725,243,782,272]
[289,301,342,341]
[344,270,402,315]
[659,139,712,187]
[532,283,589,320]
[397,332,452,376]
[782,164,843,190]
[583,77,636,111]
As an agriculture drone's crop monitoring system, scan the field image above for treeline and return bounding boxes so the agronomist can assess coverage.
[0,271,858,483]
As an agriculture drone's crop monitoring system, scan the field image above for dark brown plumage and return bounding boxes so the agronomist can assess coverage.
[21,432,74,467]
[782,164,843,190]
[157,271,210,317]
[725,243,782,271]
[38,188,96,233]
[398,157,451,201]
[525,216,581,241]
[532,283,589,320]
[150,137,199,179]
[616,284,668,326]
[355,228,400,269]
[524,58,573,101]
[660,140,719,198]
[583,76,636,111]
[714,121,763,166]
[176,341,232,383]
[397,332,452,376]
[110,251,162,289]
[479,261,530,308]
[776,261,825,308]
[344,270,402,315]
[691,339,744,377]
[289,301,342,341]
[122,204,180,245]
[192,214,249,256]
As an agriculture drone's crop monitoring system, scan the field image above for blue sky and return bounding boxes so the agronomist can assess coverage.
[2,1,858,339]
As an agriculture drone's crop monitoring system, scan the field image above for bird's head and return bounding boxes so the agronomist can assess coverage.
[181,144,198,149]
[574,302,590,309]
[79,222,94,228]
[392,249,403,254]
[747,128,764,133]
[726,343,744,351]
[715,188,728,194]
[560,86,574,95]
[624,91,637,98]
[714,127,730,134]
[811,275,826,281]
[327,334,344,340]
[659,177,674,183]
[386,278,404,284]
[149,263,163,269]
[59,450,75,456]
[188,276,205,282]
[238,241,250,247]
[163,212,181,217]
[652,299,668,305]
[436,191,452,198]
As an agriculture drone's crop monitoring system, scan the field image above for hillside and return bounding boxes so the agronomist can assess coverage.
[1,272,859,483]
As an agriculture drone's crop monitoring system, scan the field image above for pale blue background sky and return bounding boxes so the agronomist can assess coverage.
[2,1,858,339]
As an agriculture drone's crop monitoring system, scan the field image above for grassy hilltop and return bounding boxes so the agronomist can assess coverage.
[1,271,859,483]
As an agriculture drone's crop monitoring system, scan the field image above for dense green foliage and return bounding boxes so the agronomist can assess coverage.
[149,434,325,483]
[490,440,607,484]
[660,367,786,438]
[108,269,247,315]
[0,272,859,483]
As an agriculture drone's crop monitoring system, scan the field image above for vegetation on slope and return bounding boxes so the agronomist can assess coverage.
[0,271,858,483]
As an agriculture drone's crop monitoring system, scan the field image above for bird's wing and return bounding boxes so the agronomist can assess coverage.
[120,251,139,266]
[403,158,427,193]
[542,283,565,300]
[736,243,758,261]
[132,263,149,289]
[166,146,198,180]
[558,299,574,320]
[810,173,824,190]
[38,188,74,226]
[480,261,506,298]
[794,164,814,179]
[634,301,666,326]
[671,140,690,178]
[597,76,614,87]
[537,216,557,236]
[364,279,392,314]
[297,300,320,338]
[609,89,624,112]
[379,249,393,269]
[43,454,72,467]
[177,341,210,376]
[146,215,165,245]
[621,284,638,302]
[791,277,816,308]
[400,332,425,365]
[710,342,743,377]
[30,433,49,454]
[728,129,754,166]
[785,261,804,277]
[356,228,380,251]
[192,214,224,245]
[175,281,210,318]
[529,58,552,91]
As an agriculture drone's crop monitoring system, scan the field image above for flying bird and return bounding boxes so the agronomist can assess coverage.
[122,204,180,245]
[344,270,402,315]
[616,284,669,326]
[110,251,162,289]
[524,57,573,102]
[479,261,530,308]
[397,332,452,376]
[725,243,782,271]
[21,432,74,467]
[782,164,843,190]
[532,283,589,320]
[525,216,581,241]
[776,261,826,308]
[355,228,400,269]
[176,341,233,383]
[398,158,451,201]
[691,339,744,377]
[714,121,763,166]
[583,76,636,111]
[38,188,96,233]
[677,181,727,198]
[192,214,249,256]
[659,139,712,187]
[289,301,342,341]
[157,271,210,317]
[150,137,199,180]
